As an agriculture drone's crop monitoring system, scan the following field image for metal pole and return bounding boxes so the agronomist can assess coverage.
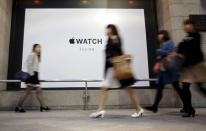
[83,81,89,110]
[0,80,21,83]
[85,81,89,110]
[0,79,156,83]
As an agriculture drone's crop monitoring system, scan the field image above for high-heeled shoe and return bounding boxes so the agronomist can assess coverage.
[40,106,50,112]
[15,106,26,113]
[131,108,144,118]
[90,110,105,118]
[180,108,187,113]
[182,108,196,117]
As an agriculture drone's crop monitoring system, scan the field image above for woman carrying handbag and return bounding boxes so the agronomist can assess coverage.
[145,30,185,113]
[15,44,50,113]
[90,24,143,118]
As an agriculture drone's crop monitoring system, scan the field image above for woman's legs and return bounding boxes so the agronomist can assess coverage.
[182,82,192,110]
[97,87,109,111]
[17,86,34,107]
[17,85,47,106]
[125,86,141,112]
[181,82,196,117]
[153,84,165,109]
[145,84,164,112]
[35,87,46,107]
[172,81,185,109]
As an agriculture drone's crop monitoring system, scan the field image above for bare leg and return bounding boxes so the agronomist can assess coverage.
[35,87,46,107]
[97,87,109,111]
[125,86,141,112]
[17,86,34,107]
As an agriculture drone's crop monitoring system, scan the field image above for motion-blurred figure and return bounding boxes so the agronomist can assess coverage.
[177,19,206,117]
[90,24,144,118]
[145,30,185,113]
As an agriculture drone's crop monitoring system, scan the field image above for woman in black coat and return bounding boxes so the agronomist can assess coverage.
[177,19,206,117]
[90,24,143,118]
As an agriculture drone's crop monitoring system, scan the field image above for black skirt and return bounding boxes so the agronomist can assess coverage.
[119,77,136,88]
[25,71,40,85]
[104,66,136,88]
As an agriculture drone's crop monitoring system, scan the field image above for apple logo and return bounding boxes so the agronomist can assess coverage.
[69,37,75,44]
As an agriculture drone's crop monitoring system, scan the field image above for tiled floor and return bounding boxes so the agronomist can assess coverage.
[0,108,206,131]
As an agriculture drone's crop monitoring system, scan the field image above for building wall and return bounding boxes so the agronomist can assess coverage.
[0,89,179,110]
[0,0,12,90]
[0,0,180,110]
[157,0,206,55]
[0,0,205,110]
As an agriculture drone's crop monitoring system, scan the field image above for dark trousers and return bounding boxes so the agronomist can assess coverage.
[182,82,206,110]
[182,83,192,110]
[153,81,185,108]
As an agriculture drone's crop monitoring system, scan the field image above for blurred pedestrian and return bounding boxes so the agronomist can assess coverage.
[145,30,185,113]
[90,24,144,118]
[177,19,206,117]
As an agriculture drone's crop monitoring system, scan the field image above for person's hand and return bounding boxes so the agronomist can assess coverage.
[153,62,161,74]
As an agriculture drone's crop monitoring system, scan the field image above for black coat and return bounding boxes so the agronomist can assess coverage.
[177,32,204,67]
[104,37,123,75]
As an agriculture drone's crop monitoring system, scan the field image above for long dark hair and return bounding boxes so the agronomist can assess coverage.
[32,44,41,62]
[157,30,171,42]
[107,24,119,36]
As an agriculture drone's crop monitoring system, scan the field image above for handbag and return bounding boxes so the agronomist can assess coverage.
[111,54,134,80]
[153,61,161,74]
[15,71,30,82]
[162,52,184,71]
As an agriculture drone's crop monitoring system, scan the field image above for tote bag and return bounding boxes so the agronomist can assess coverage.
[111,54,134,80]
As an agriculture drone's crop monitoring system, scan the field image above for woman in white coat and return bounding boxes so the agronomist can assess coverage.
[15,44,50,112]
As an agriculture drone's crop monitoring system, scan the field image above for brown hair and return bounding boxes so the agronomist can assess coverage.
[32,44,41,62]
[107,24,119,36]
[157,30,171,42]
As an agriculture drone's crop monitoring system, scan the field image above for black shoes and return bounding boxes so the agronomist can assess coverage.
[40,106,50,112]
[182,108,196,117]
[15,107,26,113]
[15,106,50,112]
[180,108,187,113]
[144,106,158,113]
[145,106,196,117]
